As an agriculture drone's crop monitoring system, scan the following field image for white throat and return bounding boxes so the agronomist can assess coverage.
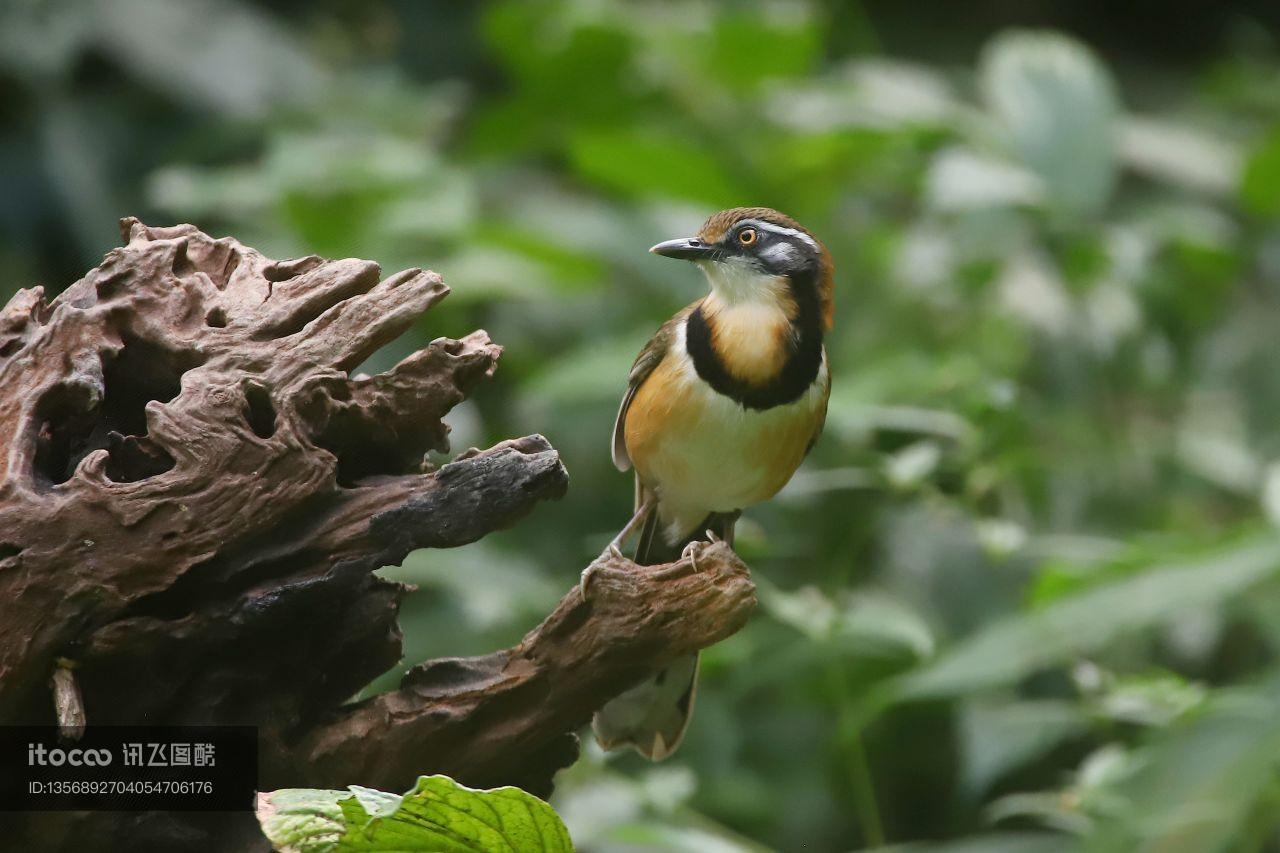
[698,257,788,307]
[694,259,797,378]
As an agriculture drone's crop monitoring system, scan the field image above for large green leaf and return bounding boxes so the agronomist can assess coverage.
[1119,116,1243,197]
[890,537,1280,702]
[959,699,1090,796]
[257,775,574,853]
[1240,128,1280,218]
[1082,670,1280,853]
[980,30,1119,215]
[759,579,935,660]
[568,128,746,206]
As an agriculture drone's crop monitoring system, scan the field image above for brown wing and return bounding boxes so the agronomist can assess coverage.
[611,305,695,472]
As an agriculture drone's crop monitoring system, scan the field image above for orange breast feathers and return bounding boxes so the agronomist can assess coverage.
[623,339,829,538]
[697,288,797,386]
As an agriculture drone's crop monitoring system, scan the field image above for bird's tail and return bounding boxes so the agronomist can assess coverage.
[591,507,736,760]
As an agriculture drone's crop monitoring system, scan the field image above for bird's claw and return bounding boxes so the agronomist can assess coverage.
[579,563,598,599]
[705,529,722,544]
[681,540,702,572]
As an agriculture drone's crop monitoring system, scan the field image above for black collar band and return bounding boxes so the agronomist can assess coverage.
[684,273,824,411]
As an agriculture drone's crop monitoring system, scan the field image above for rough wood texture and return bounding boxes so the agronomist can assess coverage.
[299,541,754,796]
[0,221,757,851]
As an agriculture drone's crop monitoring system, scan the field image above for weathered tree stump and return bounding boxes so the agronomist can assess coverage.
[0,221,756,851]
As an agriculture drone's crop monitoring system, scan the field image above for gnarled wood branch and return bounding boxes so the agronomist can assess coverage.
[296,541,754,797]
[0,221,756,851]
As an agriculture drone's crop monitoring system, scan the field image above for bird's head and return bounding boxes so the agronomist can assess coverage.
[650,207,834,331]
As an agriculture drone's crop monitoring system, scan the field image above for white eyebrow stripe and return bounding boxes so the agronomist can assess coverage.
[741,219,820,251]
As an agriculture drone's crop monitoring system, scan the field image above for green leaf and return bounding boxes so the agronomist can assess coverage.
[1240,128,1280,217]
[1119,116,1243,197]
[93,0,324,118]
[700,9,820,88]
[1088,671,1206,727]
[980,30,1119,215]
[1083,670,1280,852]
[925,147,1045,211]
[257,775,574,853]
[890,537,1280,702]
[257,788,349,852]
[769,59,959,132]
[959,700,1090,796]
[759,580,935,660]
[568,128,745,206]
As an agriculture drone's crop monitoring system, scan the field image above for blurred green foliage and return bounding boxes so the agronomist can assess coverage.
[6,0,1280,850]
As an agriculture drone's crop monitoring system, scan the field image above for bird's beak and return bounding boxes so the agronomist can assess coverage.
[649,237,718,261]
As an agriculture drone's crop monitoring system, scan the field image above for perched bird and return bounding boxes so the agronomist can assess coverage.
[592,207,834,760]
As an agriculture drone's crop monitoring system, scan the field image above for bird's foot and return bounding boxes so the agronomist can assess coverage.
[581,544,627,598]
[681,539,702,572]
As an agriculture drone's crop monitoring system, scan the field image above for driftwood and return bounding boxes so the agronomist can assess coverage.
[0,221,756,851]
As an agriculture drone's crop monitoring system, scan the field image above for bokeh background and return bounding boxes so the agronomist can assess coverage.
[6,1,1280,850]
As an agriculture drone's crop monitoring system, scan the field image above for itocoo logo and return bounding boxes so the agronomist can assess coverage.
[27,743,112,766]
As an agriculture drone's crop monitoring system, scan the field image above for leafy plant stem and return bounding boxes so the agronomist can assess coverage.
[828,661,886,847]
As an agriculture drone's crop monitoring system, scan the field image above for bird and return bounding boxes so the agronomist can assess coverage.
[590,207,834,760]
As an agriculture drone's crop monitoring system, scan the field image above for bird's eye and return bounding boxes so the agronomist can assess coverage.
[737,228,757,246]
